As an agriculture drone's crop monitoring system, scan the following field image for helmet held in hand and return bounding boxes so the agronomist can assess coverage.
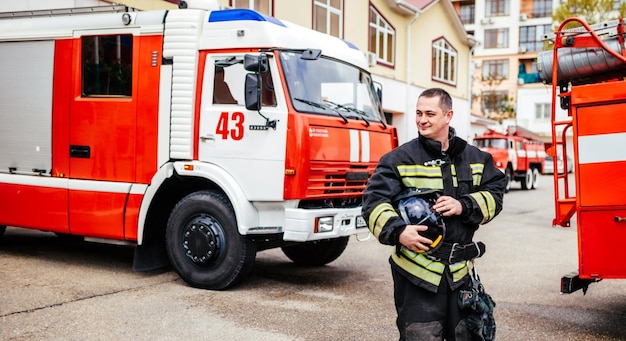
[395,190,445,252]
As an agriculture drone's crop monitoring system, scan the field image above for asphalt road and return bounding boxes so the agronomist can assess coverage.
[1,174,626,341]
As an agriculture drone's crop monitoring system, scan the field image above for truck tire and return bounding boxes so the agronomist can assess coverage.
[504,168,512,193]
[531,168,540,189]
[0,225,5,240]
[521,169,533,190]
[281,236,349,266]
[166,190,256,290]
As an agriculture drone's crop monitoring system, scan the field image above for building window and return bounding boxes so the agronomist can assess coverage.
[485,0,509,17]
[484,28,509,48]
[532,0,552,17]
[535,103,551,119]
[481,90,509,113]
[432,38,457,85]
[482,59,509,80]
[519,25,550,52]
[82,35,133,97]
[459,1,475,25]
[314,0,343,38]
[369,6,395,65]
[231,0,272,15]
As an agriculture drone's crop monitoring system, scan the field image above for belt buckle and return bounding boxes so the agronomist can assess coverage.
[448,242,459,264]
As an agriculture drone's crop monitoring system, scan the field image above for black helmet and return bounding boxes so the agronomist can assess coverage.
[394,189,445,252]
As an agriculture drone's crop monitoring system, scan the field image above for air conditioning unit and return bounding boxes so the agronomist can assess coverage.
[480,18,494,25]
[519,13,528,21]
[366,52,378,67]
[519,46,528,53]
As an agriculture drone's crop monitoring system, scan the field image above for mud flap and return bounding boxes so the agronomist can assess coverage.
[561,271,601,294]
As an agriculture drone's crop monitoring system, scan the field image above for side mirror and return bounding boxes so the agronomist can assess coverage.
[244,54,268,73]
[245,73,261,111]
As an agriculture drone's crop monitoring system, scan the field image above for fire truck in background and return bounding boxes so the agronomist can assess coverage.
[473,125,546,192]
[0,1,397,290]
[538,17,626,293]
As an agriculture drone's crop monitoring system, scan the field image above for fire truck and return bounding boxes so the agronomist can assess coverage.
[0,1,397,290]
[473,126,546,192]
[538,17,626,293]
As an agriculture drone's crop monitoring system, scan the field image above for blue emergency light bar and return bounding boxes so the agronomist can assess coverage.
[208,9,286,27]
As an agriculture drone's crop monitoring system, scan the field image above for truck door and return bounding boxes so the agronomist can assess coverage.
[506,139,517,171]
[197,54,287,201]
[67,32,137,238]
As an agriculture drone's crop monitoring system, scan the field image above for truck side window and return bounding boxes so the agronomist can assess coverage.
[213,66,237,104]
[212,61,277,107]
[81,34,133,97]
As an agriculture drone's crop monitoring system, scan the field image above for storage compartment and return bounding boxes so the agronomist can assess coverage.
[575,100,626,208]
[577,208,626,279]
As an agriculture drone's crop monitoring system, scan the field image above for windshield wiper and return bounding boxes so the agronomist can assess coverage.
[323,100,370,127]
[294,98,348,124]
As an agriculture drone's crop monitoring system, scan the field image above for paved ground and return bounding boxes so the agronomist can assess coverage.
[1,174,626,340]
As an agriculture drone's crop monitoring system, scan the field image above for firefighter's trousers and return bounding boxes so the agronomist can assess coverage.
[392,267,472,341]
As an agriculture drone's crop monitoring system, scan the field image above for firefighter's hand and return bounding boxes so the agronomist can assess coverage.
[399,225,433,252]
[433,195,462,217]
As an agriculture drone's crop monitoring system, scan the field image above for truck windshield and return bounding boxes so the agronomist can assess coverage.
[474,138,507,149]
[280,51,382,122]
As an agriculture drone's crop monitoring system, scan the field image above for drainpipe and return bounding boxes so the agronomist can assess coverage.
[467,35,479,114]
[467,35,479,140]
[385,0,421,142]
[406,12,420,122]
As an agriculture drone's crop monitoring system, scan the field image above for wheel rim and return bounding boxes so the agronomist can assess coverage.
[182,214,225,268]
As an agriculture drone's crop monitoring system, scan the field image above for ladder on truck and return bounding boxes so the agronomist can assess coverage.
[0,5,135,19]
[541,17,626,227]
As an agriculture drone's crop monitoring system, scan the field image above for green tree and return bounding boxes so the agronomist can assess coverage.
[553,0,626,28]
[475,73,515,123]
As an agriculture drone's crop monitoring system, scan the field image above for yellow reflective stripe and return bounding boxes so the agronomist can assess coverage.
[470,163,484,186]
[449,261,467,273]
[470,163,484,174]
[391,252,443,287]
[399,247,446,273]
[469,191,497,224]
[398,163,445,188]
[452,262,471,282]
[402,177,444,189]
[451,165,458,186]
[391,252,470,286]
[397,164,442,177]
[369,202,397,237]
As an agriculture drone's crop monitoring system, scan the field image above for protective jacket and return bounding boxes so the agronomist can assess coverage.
[362,128,506,293]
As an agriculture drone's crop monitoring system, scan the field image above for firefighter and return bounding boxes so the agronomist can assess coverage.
[362,88,506,341]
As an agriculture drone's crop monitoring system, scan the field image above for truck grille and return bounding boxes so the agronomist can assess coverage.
[305,162,374,198]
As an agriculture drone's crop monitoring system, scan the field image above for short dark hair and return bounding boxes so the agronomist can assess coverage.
[419,88,452,112]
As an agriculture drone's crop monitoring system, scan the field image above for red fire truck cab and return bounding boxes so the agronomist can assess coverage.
[0,3,397,290]
[473,126,546,192]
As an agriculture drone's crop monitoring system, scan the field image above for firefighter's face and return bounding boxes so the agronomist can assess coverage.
[415,95,453,143]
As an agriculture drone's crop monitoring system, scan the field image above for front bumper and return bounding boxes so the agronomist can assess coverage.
[282,206,368,242]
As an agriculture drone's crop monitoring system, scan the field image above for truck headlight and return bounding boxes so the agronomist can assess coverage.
[315,216,334,233]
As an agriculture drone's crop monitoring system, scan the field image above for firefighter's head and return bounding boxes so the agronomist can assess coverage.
[394,188,445,252]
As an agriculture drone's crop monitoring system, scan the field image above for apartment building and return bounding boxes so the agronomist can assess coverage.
[452,0,569,144]
[1,0,485,144]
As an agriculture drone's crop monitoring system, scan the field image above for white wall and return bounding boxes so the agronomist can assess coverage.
[374,75,472,146]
